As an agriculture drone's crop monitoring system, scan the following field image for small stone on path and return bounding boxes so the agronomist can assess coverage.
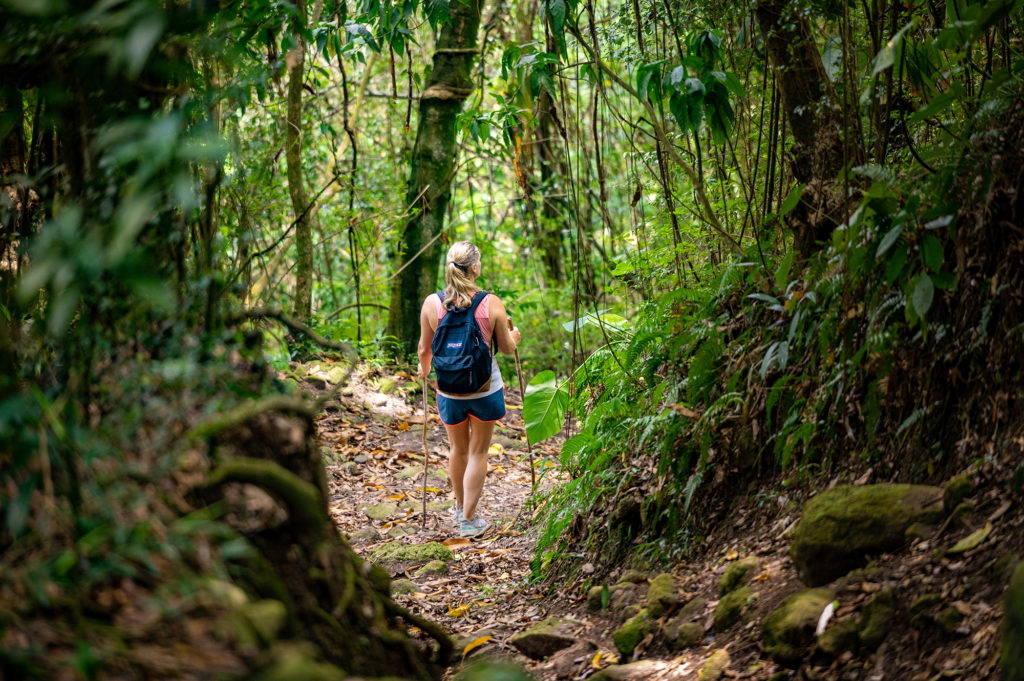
[508,617,579,660]
[365,503,397,520]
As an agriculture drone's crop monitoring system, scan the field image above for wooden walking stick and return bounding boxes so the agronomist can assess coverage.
[421,376,429,529]
[508,316,536,496]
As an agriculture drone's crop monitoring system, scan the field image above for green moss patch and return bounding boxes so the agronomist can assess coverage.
[719,556,759,595]
[613,609,653,656]
[646,574,676,618]
[762,588,834,664]
[367,541,454,565]
[713,586,752,631]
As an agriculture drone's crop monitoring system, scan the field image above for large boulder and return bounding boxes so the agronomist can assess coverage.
[509,617,578,659]
[713,586,752,631]
[789,484,944,585]
[719,556,759,595]
[613,609,653,656]
[1003,561,1024,681]
[762,588,835,665]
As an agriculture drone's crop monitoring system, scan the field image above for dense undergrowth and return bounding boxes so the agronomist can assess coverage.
[534,64,1024,580]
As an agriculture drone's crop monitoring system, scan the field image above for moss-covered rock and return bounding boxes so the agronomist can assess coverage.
[858,589,895,650]
[1003,561,1024,681]
[720,556,759,596]
[590,660,664,681]
[414,560,448,577]
[910,593,941,618]
[257,642,347,681]
[453,660,534,681]
[646,573,677,618]
[663,617,704,649]
[378,377,397,394]
[936,606,965,634]
[613,609,653,656]
[243,600,288,646]
[587,585,607,612]
[368,541,454,565]
[698,649,730,681]
[789,484,944,586]
[713,586,752,631]
[391,578,419,595]
[943,472,973,513]
[365,503,398,520]
[761,588,834,664]
[509,617,578,659]
[609,582,645,612]
[367,562,391,594]
[617,569,648,584]
[817,619,859,657]
[678,596,707,621]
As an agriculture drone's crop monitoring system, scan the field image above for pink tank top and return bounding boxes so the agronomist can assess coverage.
[434,293,494,343]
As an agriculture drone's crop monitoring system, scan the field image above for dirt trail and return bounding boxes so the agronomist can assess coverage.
[303,363,1018,681]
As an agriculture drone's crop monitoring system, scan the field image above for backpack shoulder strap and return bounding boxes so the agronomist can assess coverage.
[468,290,489,314]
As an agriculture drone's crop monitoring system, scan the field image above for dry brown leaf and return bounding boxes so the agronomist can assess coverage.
[448,603,471,617]
[442,538,473,549]
[725,550,739,561]
[755,571,771,582]
[397,422,411,432]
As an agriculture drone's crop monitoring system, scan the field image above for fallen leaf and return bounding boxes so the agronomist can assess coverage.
[397,422,411,432]
[488,443,505,456]
[442,537,473,549]
[755,571,771,582]
[725,550,739,561]
[448,603,471,617]
[861,582,881,593]
[462,635,492,656]
[592,650,619,669]
[948,523,991,554]
[385,493,407,501]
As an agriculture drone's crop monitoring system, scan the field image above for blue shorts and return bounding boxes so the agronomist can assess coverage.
[437,388,507,426]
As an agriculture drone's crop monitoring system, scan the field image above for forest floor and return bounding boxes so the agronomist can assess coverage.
[298,362,1020,681]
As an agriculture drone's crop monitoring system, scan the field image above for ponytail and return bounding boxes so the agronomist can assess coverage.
[442,241,481,310]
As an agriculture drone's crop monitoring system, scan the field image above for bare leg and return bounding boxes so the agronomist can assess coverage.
[462,418,495,520]
[444,420,470,508]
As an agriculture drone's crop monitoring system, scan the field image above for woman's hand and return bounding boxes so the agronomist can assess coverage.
[416,361,430,380]
[510,328,521,347]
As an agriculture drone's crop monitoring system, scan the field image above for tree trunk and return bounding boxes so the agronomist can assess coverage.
[386,0,484,356]
[1,88,27,311]
[286,0,315,322]
[755,0,859,258]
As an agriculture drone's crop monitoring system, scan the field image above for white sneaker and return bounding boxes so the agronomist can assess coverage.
[459,515,489,538]
[450,505,463,527]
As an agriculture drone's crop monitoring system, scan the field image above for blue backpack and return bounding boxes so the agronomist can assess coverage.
[431,290,493,394]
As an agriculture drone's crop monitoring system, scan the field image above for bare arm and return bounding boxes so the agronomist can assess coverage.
[416,295,438,379]
[488,296,521,355]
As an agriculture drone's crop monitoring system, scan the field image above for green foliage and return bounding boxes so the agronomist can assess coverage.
[523,370,568,444]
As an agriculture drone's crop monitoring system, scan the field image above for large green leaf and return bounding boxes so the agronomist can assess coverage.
[523,370,568,444]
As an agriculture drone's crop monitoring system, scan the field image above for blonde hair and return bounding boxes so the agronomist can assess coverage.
[442,241,481,310]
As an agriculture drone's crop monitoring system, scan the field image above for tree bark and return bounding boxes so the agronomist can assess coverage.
[386,0,484,356]
[285,0,316,322]
[755,0,859,258]
[1,88,27,311]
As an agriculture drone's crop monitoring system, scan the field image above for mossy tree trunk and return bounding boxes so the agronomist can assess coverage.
[386,0,484,356]
[286,0,316,322]
[755,0,859,258]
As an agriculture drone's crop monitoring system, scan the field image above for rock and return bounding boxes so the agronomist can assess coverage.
[426,499,451,511]
[509,617,578,660]
[817,619,859,657]
[905,522,934,543]
[858,589,895,650]
[936,606,964,634]
[378,377,397,394]
[789,484,944,586]
[647,573,677,618]
[591,660,665,681]
[415,560,448,577]
[720,556,759,595]
[387,525,414,538]
[762,587,835,664]
[713,586,752,631]
[354,454,368,463]
[349,528,380,546]
[391,578,419,595]
[613,609,653,656]
[943,472,973,513]
[910,593,942,618]
[698,649,730,681]
[304,374,327,389]
[340,461,361,475]
[678,596,707,621]
[609,582,644,612]
[1003,561,1024,681]
[663,618,703,649]
[617,569,648,584]
[454,660,534,681]
[326,366,348,384]
[396,465,448,481]
[368,541,454,565]
[587,585,606,612]
[620,604,642,622]
[365,503,398,520]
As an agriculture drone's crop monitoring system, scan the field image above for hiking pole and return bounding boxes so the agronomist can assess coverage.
[421,376,429,530]
[508,316,536,498]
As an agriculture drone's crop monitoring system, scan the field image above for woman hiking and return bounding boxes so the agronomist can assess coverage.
[416,241,522,538]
